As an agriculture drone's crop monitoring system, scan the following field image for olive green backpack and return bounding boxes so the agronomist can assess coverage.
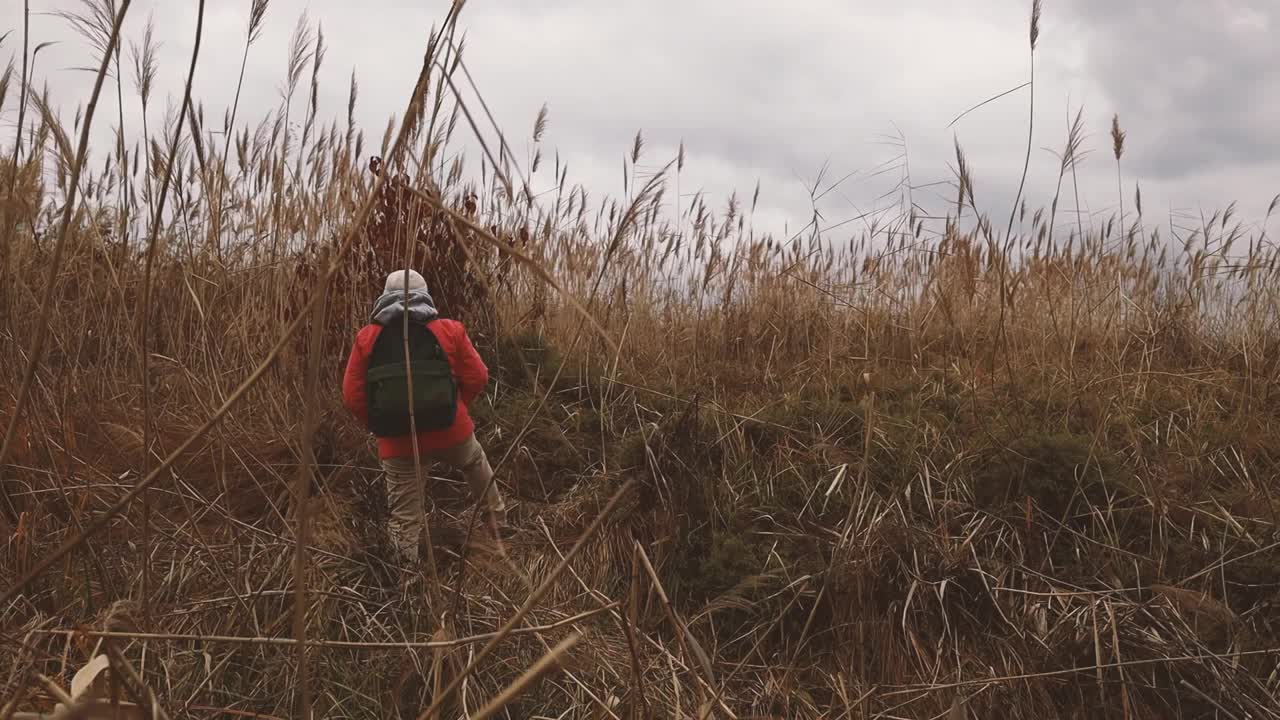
[365,321,457,437]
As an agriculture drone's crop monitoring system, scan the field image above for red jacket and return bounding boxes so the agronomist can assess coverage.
[342,318,487,458]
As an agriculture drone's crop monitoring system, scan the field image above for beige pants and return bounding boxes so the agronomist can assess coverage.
[382,434,506,563]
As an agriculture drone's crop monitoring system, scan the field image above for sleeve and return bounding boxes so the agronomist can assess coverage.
[341,326,376,425]
[443,320,489,406]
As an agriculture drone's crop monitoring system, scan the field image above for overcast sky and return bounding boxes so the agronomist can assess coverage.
[3,0,1277,243]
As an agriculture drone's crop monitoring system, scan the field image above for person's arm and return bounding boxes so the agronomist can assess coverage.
[442,320,488,405]
[341,326,378,425]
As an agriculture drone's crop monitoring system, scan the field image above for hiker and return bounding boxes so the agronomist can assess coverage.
[341,269,507,565]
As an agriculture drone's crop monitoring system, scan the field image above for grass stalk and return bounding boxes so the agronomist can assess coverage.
[138,0,206,623]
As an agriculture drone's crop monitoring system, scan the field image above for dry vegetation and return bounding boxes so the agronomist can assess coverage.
[3,1,1280,718]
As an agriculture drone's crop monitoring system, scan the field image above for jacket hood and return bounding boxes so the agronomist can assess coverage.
[370,287,439,326]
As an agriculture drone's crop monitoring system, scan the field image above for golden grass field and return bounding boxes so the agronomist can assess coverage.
[2,1,1280,717]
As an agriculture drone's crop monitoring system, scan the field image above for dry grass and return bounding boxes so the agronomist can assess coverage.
[3,1,1280,718]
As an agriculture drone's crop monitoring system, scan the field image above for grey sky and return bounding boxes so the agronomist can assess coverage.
[3,0,1277,242]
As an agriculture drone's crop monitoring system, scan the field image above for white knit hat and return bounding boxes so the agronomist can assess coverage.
[384,269,427,294]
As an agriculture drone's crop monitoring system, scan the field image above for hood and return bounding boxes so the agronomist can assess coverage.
[369,287,439,326]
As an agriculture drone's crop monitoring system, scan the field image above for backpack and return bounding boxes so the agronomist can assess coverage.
[364,320,458,437]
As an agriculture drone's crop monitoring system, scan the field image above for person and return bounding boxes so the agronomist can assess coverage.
[341,269,506,565]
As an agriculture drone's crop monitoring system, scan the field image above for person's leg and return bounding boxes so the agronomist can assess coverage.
[432,434,505,521]
[382,455,425,564]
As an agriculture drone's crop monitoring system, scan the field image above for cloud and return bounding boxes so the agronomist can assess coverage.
[2,0,1276,239]
[1056,0,1280,181]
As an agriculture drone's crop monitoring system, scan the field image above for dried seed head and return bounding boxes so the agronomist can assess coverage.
[1030,0,1042,51]
[347,71,359,129]
[533,103,548,143]
[249,0,271,43]
[1111,114,1126,161]
[0,62,11,117]
[129,15,160,107]
[286,13,316,96]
